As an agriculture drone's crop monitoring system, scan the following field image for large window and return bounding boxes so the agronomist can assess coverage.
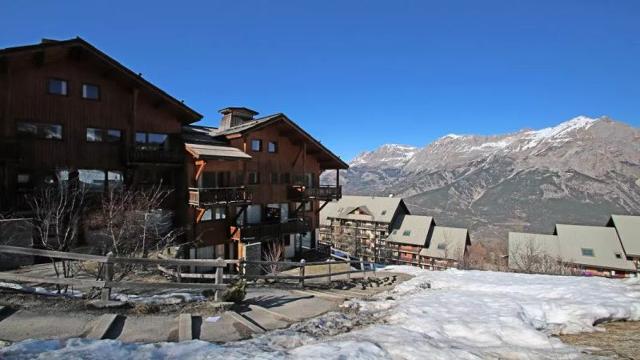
[47,79,68,95]
[202,208,225,221]
[136,132,169,151]
[251,139,262,152]
[87,128,122,143]
[17,121,62,140]
[82,83,100,100]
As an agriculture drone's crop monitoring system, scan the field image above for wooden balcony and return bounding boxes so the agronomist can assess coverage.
[0,139,21,161]
[127,148,183,165]
[287,185,342,201]
[188,187,252,207]
[234,218,310,243]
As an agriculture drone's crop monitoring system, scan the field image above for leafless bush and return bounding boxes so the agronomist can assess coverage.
[89,184,183,280]
[27,183,87,282]
[261,240,285,276]
[509,237,577,275]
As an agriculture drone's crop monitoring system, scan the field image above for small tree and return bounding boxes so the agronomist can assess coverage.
[261,240,285,277]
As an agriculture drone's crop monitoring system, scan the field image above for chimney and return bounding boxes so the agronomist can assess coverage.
[218,107,259,130]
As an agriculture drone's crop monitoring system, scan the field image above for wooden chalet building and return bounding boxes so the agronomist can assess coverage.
[182,108,347,263]
[0,38,201,217]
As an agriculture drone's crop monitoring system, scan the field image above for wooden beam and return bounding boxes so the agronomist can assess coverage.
[195,207,206,224]
[194,159,207,182]
[317,200,330,214]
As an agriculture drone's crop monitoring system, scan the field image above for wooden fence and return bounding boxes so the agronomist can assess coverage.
[0,246,376,299]
[0,245,236,301]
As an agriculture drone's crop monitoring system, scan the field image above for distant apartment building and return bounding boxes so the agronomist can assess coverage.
[319,196,410,262]
[319,195,471,268]
[509,215,640,277]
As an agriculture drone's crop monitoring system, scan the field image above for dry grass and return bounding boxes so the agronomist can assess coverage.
[131,303,161,315]
[559,321,640,359]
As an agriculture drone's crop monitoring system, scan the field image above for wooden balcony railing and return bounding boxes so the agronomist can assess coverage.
[127,148,183,164]
[0,139,21,161]
[235,218,311,242]
[188,187,252,207]
[287,185,342,201]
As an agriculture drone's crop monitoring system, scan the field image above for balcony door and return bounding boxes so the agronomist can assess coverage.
[200,171,230,188]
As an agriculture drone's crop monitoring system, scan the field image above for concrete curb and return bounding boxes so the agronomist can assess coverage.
[227,311,265,334]
[248,304,296,323]
[292,289,346,300]
[178,314,193,342]
[86,314,119,340]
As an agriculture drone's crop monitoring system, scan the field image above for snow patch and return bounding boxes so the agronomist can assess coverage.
[3,268,639,359]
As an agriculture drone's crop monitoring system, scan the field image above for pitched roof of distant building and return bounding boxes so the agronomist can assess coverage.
[508,232,561,270]
[387,215,434,246]
[420,226,470,260]
[608,215,640,257]
[320,195,409,224]
[0,37,202,123]
[554,224,635,271]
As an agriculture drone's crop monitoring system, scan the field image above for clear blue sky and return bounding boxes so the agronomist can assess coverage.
[1,1,638,161]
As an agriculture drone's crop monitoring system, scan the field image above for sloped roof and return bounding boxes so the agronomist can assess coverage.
[609,215,640,257]
[320,195,409,224]
[387,215,434,246]
[0,38,202,123]
[555,224,636,271]
[420,226,470,260]
[182,125,226,145]
[185,143,251,160]
[212,113,348,170]
[508,232,560,270]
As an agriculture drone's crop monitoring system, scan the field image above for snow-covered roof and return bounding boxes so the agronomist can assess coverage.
[320,195,408,224]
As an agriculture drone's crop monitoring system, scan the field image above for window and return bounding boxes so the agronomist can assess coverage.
[136,132,169,151]
[17,121,62,140]
[392,230,398,235]
[214,208,227,220]
[86,128,103,142]
[107,171,124,189]
[48,79,68,95]
[615,253,622,259]
[78,169,106,191]
[251,139,262,152]
[381,210,387,216]
[268,141,278,153]
[201,209,213,222]
[17,174,31,184]
[248,172,260,185]
[437,243,447,250]
[281,173,291,184]
[87,128,122,142]
[581,248,595,257]
[82,84,100,100]
[403,230,411,236]
[271,172,279,184]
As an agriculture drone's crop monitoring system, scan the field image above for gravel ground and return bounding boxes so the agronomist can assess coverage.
[559,321,640,359]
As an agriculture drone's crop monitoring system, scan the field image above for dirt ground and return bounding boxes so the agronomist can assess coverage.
[559,321,640,359]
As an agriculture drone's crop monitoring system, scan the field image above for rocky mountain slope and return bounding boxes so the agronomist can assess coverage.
[322,116,640,243]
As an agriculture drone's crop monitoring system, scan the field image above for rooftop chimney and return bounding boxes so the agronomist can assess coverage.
[218,107,258,130]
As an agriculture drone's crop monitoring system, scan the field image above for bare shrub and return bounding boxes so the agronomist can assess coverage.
[261,240,285,276]
[509,236,577,275]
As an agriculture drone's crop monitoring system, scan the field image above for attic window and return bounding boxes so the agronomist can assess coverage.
[581,248,595,257]
[251,139,262,152]
[437,243,447,250]
[268,141,278,153]
[381,210,387,215]
[615,253,622,259]
[403,230,411,236]
[82,83,100,100]
[392,230,398,235]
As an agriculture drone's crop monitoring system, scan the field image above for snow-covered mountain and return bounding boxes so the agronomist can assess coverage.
[322,116,640,243]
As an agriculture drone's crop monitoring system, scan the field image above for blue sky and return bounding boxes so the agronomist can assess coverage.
[1,1,638,161]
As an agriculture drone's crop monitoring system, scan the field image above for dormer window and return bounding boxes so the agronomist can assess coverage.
[47,79,68,96]
[403,230,411,236]
[581,248,595,257]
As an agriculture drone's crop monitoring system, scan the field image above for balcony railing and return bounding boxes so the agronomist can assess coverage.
[236,218,310,242]
[0,139,21,161]
[287,185,342,201]
[127,148,183,164]
[188,187,252,207]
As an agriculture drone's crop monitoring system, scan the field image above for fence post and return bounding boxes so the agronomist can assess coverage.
[101,252,113,301]
[299,259,306,288]
[214,257,224,302]
[328,260,332,283]
[360,256,368,279]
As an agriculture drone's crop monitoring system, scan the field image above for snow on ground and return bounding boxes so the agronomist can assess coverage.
[2,267,640,359]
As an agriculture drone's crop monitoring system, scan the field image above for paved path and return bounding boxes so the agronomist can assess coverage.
[0,272,408,344]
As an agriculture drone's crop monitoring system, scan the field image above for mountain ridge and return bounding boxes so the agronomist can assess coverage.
[322,116,640,243]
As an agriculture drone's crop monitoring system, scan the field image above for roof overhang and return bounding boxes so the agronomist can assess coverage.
[185,143,252,160]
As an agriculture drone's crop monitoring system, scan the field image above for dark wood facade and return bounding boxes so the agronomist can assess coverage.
[184,110,348,261]
[0,38,201,215]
